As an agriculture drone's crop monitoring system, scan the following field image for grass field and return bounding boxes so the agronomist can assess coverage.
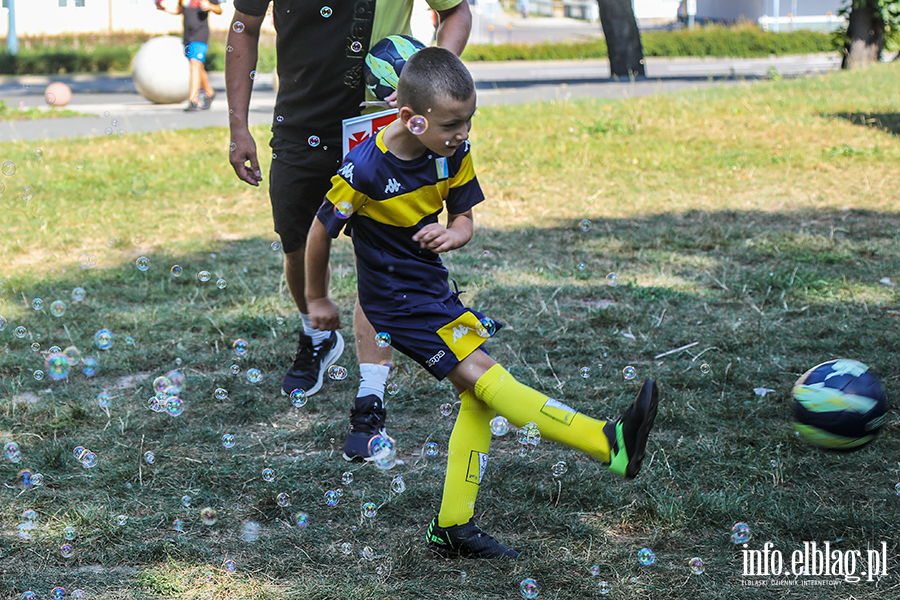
[0,62,899,600]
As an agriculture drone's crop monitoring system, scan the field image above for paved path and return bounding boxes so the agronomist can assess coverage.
[0,53,839,142]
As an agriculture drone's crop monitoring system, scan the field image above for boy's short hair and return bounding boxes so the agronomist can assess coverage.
[397,47,475,113]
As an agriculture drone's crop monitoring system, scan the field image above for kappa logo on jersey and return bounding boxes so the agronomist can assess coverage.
[338,162,355,184]
[426,350,445,367]
[451,325,471,343]
[384,178,402,193]
[463,140,470,152]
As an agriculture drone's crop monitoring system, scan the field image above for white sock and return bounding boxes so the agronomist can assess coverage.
[300,313,330,346]
[358,363,390,401]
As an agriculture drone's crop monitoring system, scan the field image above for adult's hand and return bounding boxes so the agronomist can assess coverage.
[229,129,262,186]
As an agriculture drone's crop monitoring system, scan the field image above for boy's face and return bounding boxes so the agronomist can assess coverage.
[412,92,477,158]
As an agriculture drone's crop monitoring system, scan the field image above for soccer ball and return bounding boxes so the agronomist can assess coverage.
[792,359,888,451]
[364,35,425,101]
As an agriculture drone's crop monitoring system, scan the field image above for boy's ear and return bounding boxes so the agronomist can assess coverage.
[397,105,416,127]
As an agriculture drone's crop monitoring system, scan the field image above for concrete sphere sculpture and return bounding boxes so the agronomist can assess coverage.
[132,36,191,104]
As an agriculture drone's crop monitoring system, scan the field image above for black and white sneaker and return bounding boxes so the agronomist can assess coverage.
[426,517,520,559]
[281,331,344,397]
[342,394,387,462]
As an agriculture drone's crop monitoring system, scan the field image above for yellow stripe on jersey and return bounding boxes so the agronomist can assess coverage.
[327,174,369,213]
[437,311,489,361]
[357,184,449,228]
[450,152,476,189]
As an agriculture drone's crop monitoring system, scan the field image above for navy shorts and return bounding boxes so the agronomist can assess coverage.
[269,136,342,254]
[362,295,502,380]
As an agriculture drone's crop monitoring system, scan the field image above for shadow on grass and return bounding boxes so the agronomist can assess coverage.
[1,206,898,599]
[831,111,900,136]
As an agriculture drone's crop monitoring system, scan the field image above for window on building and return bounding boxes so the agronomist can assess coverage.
[59,0,67,7]
[75,0,85,6]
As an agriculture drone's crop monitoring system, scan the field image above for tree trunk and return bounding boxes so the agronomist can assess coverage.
[596,0,645,78]
[842,5,884,70]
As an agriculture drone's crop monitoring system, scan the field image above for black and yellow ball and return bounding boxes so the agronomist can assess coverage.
[364,35,425,101]
[792,359,888,451]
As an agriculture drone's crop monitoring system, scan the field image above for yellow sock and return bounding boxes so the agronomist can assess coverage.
[475,364,610,462]
[437,389,494,528]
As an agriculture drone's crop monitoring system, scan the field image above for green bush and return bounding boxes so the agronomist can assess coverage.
[462,23,840,62]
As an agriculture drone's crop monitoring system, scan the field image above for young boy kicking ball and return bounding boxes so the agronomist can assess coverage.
[306,47,660,559]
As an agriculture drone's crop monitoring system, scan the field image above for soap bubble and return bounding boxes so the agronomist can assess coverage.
[320,6,332,17]
[32,298,43,310]
[439,402,453,417]
[71,591,84,600]
[730,522,751,544]
[81,451,98,468]
[341,542,352,555]
[689,557,704,575]
[476,317,496,337]
[0,315,6,330]
[622,365,636,380]
[2,160,16,176]
[50,589,65,600]
[153,375,171,394]
[233,338,249,355]
[75,158,85,171]
[64,526,76,540]
[580,366,591,378]
[78,253,97,269]
[30,342,40,352]
[490,416,509,436]
[242,521,261,542]
[15,325,27,338]
[232,21,245,33]
[895,481,900,496]
[170,265,183,277]
[368,434,396,469]
[362,502,377,518]
[81,356,98,377]
[308,135,320,147]
[375,332,391,348]
[334,200,353,219]
[214,388,228,401]
[222,434,235,448]
[72,287,86,302]
[637,547,656,566]
[408,114,428,135]
[324,490,339,507]
[423,442,438,457]
[290,388,307,407]
[223,559,236,573]
[589,565,600,577]
[50,300,66,317]
[294,512,309,528]
[94,328,113,350]
[262,468,275,482]
[33,370,45,381]
[576,262,586,271]
[598,581,610,594]
[61,544,73,558]
[271,241,281,252]
[230,364,240,375]
[391,475,406,494]
[144,451,155,465]
[700,363,711,374]
[166,397,184,417]
[131,176,147,195]
[216,278,227,289]
[135,257,150,271]
[579,219,591,232]
[328,365,348,380]
[173,518,184,532]
[97,392,111,408]
[276,493,291,507]
[386,382,399,396]
[606,273,619,287]
[342,471,353,485]
[520,578,539,599]
[197,270,211,282]
[166,370,185,393]
[200,507,217,525]
[45,352,70,380]
[246,368,262,383]
[182,495,191,507]
[5,442,21,463]
[551,461,568,477]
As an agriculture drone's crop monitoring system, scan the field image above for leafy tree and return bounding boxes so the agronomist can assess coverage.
[840,0,900,69]
[596,0,645,77]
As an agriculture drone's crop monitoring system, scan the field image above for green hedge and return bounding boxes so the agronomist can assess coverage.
[0,24,838,75]
[461,24,839,62]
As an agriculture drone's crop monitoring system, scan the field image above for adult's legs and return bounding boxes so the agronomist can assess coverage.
[189,59,203,105]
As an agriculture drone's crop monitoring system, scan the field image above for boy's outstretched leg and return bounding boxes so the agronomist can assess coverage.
[427,390,519,559]
[604,379,659,478]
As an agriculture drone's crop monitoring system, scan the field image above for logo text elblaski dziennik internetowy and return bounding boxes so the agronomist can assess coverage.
[742,541,889,584]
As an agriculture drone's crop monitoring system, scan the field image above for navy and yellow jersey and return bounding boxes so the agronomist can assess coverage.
[317,127,484,311]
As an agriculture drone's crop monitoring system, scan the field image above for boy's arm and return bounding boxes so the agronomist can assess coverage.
[306,219,342,331]
[200,0,224,15]
[411,209,473,253]
[226,11,264,186]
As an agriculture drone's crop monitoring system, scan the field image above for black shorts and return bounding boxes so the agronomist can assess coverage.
[362,295,503,380]
[269,136,342,254]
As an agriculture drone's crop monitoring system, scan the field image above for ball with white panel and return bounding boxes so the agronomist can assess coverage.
[792,359,888,451]
[364,35,426,101]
